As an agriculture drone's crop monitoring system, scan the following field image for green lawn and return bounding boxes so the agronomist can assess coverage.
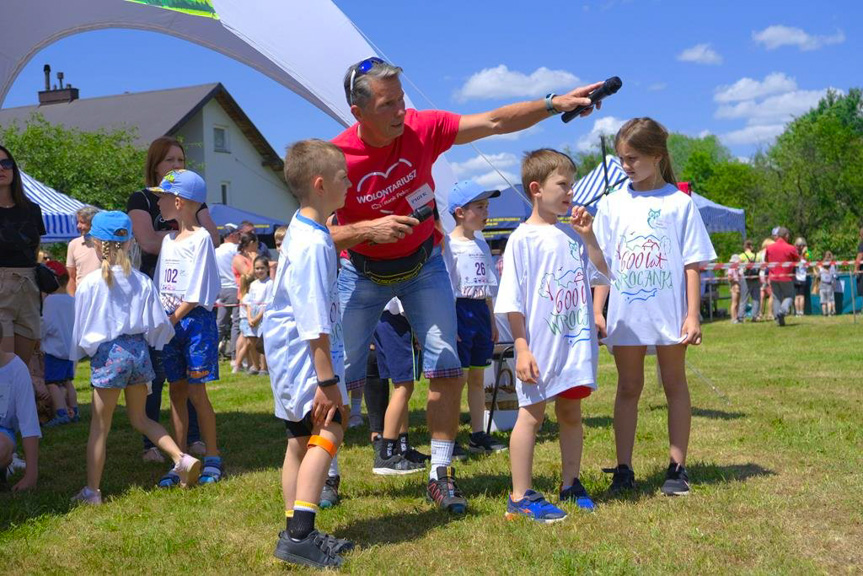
[2,316,861,574]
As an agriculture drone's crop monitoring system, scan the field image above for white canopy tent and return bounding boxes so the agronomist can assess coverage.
[1,0,456,226]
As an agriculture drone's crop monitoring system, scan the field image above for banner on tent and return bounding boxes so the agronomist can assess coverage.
[125,0,218,18]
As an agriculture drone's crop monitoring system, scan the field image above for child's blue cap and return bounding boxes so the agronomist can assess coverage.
[149,169,207,204]
[90,211,132,242]
[448,180,500,214]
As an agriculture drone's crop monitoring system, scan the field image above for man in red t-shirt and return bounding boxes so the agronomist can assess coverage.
[327,57,602,517]
[765,226,799,326]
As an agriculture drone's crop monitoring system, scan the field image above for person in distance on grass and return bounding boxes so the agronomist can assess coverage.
[39,260,80,427]
[263,139,352,569]
[152,170,224,486]
[444,180,507,457]
[495,149,610,523]
[592,118,716,497]
[70,211,200,505]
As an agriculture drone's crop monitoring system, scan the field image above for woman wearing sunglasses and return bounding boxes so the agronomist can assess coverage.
[0,145,46,365]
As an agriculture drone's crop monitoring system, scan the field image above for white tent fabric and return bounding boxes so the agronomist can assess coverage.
[1,0,456,228]
[21,171,87,242]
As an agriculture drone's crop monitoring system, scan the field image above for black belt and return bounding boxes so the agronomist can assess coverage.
[348,236,434,285]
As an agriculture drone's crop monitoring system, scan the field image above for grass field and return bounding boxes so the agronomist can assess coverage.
[2,316,861,574]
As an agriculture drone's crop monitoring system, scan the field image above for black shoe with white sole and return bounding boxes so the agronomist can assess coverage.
[373,453,425,475]
[660,462,691,496]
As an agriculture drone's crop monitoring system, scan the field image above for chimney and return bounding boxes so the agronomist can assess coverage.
[38,66,79,105]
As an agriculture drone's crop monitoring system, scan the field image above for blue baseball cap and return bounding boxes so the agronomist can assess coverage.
[149,169,207,204]
[90,211,133,242]
[448,180,501,214]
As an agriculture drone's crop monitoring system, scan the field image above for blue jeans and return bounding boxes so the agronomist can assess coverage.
[338,246,462,390]
[143,346,200,450]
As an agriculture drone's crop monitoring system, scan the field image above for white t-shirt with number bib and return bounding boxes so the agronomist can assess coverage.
[593,183,716,349]
[262,212,347,422]
[495,223,606,407]
[154,228,221,313]
[445,234,498,300]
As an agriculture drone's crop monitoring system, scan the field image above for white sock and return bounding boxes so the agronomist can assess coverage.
[350,395,362,417]
[429,440,455,480]
[328,454,339,477]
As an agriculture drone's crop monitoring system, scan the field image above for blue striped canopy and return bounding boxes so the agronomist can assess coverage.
[572,155,628,208]
[21,171,87,243]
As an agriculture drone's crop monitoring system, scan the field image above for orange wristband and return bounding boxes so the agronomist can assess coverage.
[307,435,337,458]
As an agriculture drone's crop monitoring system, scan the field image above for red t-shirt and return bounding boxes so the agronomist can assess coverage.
[765,238,799,282]
[332,109,460,260]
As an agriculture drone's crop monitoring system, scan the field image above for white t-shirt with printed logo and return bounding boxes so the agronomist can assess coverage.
[154,228,221,313]
[445,234,498,300]
[495,223,606,407]
[593,183,716,349]
[262,212,347,422]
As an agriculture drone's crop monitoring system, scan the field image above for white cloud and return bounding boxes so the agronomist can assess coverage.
[450,153,519,178]
[753,25,845,51]
[576,116,627,152]
[698,130,712,138]
[473,169,521,190]
[648,82,667,91]
[714,72,797,103]
[716,88,835,125]
[677,43,723,65]
[720,124,785,146]
[455,65,579,101]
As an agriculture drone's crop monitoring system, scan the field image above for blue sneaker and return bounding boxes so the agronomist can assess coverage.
[505,490,568,523]
[43,414,71,428]
[559,478,596,512]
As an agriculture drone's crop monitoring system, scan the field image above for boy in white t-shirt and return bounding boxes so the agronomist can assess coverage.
[152,169,224,486]
[0,344,41,492]
[40,260,79,427]
[263,140,351,569]
[445,180,506,455]
[496,149,610,523]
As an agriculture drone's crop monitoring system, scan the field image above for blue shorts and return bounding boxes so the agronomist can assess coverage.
[373,311,422,383]
[239,317,255,338]
[456,298,494,369]
[44,353,75,384]
[162,307,219,384]
[338,246,462,390]
[0,426,16,451]
[90,334,155,389]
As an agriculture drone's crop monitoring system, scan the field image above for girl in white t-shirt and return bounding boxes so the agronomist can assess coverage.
[235,273,256,374]
[593,118,716,497]
[70,211,200,504]
[246,255,273,375]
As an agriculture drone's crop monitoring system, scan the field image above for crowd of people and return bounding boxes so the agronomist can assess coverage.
[2,57,862,571]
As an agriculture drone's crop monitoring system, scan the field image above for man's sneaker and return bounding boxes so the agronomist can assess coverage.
[604,464,636,495]
[373,453,424,475]
[426,466,467,514]
[452,442,468,462]
[660,462,691,496]
[71,486,102,505]
[319,475,340,509]
[142,447,166,463]
[274,529,344,569]
[402,446,430,464]
[505,490,567,523]
[43,414,71,428]
[468,431,507,454]
[559,478,596,511]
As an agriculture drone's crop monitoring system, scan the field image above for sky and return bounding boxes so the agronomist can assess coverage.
[3,0,861,190]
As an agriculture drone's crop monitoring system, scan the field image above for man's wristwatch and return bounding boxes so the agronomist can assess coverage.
[545,93,560,115]
[317,375,340,388]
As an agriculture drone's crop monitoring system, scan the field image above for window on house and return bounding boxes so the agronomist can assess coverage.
[220,182,230,204]
[214,127,229,152]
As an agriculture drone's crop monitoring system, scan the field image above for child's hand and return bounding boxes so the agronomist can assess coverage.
[570,206,595,237]
[594,314,607,339]
[680,315,703,346]
[491,321,499,344]
[516,350,540,384]
[33,381,50,402]
[12,471,37,492]
[312,384,342,427]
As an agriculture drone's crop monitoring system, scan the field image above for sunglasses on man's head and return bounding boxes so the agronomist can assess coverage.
[0,159,14,170]
[349,57,385,105]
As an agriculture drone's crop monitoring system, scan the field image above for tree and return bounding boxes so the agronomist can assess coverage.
[1,113,146,209]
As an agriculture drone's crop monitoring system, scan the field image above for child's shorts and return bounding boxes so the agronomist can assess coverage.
[819,285,835,302]
[90,334,155,389]
[0,426,16,451]
[162,307,219,385]
[373,311,421,383]
[455,298,494,369]
[44,353,75,384]
[283,409,343,439]
[558,386,593,400]
[239,318,256,338]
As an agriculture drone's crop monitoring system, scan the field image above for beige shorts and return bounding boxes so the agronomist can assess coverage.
[0,267,41,340]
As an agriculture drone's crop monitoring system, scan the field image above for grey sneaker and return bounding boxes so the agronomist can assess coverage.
[274,530,344,569]
[72,486,102,505]
[373,453,424,475]
[660,462,691,496]
[319,475,340,509]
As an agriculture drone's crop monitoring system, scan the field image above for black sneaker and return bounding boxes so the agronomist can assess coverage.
[427,466,467,514]
[559,478,596,512]
[402,446,430,464]
[468,431,507,454]
[319,475,340,508]
[373,453,424,475]
[660,462,691,496]
[604,464,636,495]
[452,442,469,462]
[274,530,344,569]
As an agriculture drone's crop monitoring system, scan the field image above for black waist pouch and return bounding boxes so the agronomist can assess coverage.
[348,236,434,285]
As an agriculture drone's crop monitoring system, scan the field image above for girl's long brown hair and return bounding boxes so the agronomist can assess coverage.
[615,117,677,186]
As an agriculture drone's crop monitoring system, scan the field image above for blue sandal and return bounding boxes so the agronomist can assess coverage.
[158,469,180,488]
[199,456,224,484]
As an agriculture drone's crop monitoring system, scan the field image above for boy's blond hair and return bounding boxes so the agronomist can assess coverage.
[521,149,577,202]
[274,225,288,244]
[283,139,346,202]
